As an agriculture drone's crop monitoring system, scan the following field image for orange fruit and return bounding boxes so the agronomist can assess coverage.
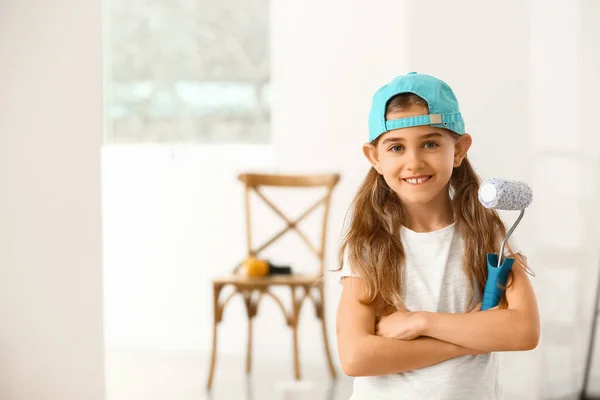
[243,257,269,277]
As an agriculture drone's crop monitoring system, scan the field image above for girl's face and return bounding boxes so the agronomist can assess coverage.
[363,105,472,206]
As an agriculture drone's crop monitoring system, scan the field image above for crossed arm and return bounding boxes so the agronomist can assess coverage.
[336,261,540,377]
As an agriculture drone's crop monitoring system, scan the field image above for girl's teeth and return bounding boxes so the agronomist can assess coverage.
[406,177,430,184]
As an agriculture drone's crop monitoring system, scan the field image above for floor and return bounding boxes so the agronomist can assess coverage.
[105,349,354,400]
[105,348,600,400]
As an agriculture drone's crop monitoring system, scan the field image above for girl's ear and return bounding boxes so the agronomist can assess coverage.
[363,142,381,172]
[454,133,472,168]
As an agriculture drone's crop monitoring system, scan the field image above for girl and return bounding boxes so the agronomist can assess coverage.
[336,72,540,399]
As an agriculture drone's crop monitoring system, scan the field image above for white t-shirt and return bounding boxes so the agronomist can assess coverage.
[338,222,512,400]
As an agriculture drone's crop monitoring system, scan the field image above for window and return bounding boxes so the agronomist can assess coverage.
[105,0,270,143]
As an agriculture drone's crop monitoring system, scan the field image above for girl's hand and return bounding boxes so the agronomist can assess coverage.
[375,310,426,340]
[374,302,498,342]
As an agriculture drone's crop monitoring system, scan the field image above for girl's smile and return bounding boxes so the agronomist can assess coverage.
[402,175,433,185]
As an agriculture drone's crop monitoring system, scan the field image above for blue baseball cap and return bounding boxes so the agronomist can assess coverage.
[368,72,466,142]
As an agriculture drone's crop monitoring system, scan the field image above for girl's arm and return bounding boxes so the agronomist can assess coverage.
[417,261,540,352]
[336,277,481,377]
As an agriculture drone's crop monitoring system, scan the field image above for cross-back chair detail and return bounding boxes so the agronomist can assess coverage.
[235,173,339,275]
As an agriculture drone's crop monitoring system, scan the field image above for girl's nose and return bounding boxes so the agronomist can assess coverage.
[405,148,425,170]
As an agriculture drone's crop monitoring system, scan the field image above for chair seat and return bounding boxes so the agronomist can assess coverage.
[213,273,321,287]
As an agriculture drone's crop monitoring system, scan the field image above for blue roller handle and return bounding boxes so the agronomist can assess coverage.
[481,253,515,310]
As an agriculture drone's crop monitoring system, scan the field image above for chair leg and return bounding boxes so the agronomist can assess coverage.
[207,283,223,390]
[292,322,301,380]
[244,290,259,375]
[246,311,253,374]
[291,287,301,380]
[318,287,337,379]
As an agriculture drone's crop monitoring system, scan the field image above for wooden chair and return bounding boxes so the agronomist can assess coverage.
[206,173,340,389]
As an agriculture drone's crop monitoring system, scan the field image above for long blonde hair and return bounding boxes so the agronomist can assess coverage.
[338,93,528,311]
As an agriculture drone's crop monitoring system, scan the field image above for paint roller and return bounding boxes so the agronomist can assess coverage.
[478,178,533,310]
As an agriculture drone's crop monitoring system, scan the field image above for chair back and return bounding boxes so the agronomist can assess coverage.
[237,173,341,276]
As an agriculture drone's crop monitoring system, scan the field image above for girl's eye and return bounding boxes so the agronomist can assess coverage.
[389,144,404,152]
[423,141,439,149]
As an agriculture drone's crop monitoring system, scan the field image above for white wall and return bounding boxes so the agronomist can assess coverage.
[0,1,106,399]
[102,145,276,350]
[103,0,600,398]
[580,1,600,396]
